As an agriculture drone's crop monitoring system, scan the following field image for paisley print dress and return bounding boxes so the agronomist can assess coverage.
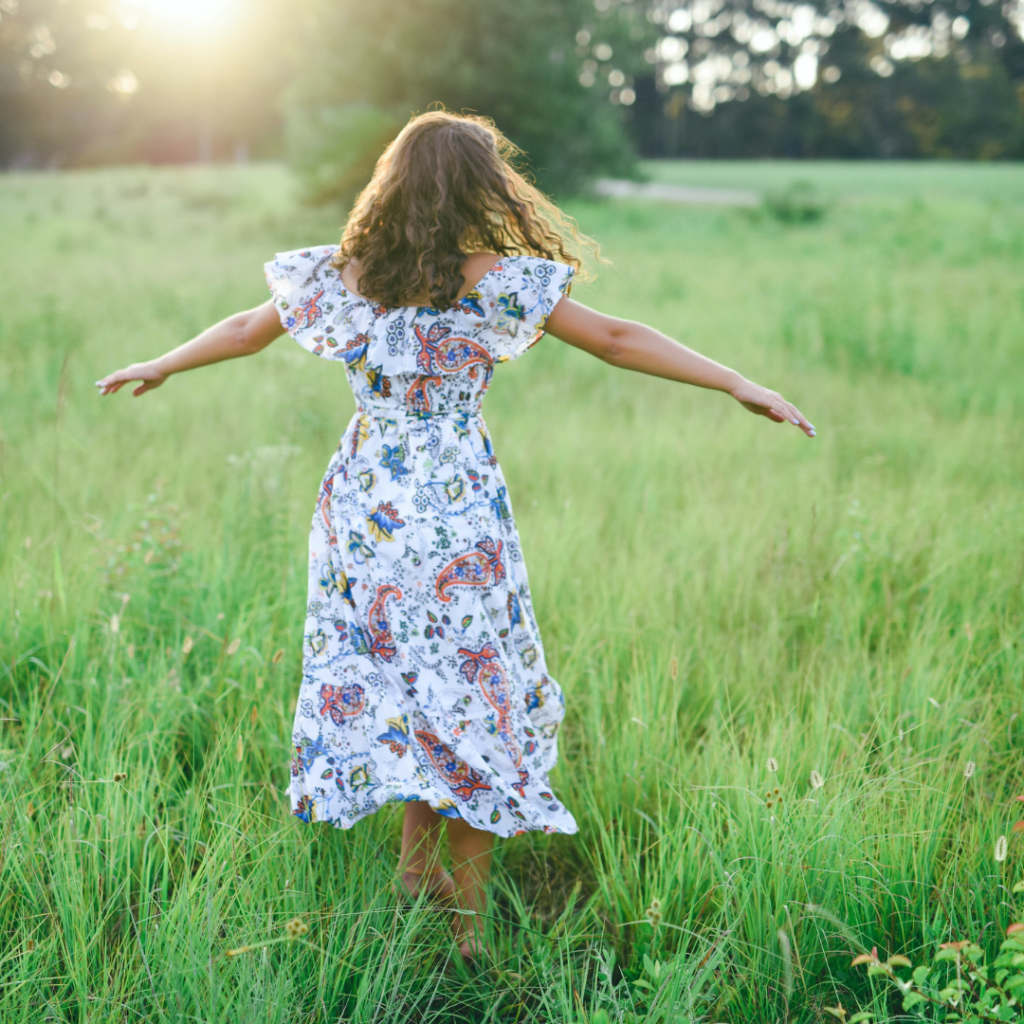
[265,246,578,837]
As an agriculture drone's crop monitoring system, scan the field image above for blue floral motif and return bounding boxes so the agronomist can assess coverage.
[385,317,405,357]
[495,292,525,336]
[379,443,409,481]
[533,262,556,287]
[452,410,472,439]
[297,734,332,770]
[346,530,375,563]
[490,485,511,521]
[366,501,405,542]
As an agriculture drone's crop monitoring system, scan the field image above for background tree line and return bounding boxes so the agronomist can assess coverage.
[1,0,1022,193]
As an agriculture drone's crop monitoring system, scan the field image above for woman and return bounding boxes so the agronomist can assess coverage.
[98,110,813,964]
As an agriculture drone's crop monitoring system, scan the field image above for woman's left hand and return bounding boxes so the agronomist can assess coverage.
[96,361,168,397]
[730,378,816,437]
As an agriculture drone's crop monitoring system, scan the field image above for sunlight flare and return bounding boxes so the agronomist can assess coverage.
[130,0,238,30]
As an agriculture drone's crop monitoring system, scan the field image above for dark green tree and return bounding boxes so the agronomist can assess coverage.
[628,0,1024,158]
[287,0,649,200]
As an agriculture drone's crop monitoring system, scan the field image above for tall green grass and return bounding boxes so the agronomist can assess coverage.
[1,163,1022,1022]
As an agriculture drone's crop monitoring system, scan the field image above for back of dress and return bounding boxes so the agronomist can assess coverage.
[265,245,579,837]
[266,245,572,417]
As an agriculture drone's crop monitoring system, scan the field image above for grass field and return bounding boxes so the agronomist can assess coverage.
[1,160,1023,1023]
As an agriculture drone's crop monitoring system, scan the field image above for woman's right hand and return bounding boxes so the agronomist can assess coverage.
[96,361,169,397]
[95,302,285,399]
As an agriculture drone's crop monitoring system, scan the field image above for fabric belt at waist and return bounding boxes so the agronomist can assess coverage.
[355,403,483,422]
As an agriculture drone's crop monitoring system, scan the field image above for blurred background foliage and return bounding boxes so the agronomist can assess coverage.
[285,0,641,198]
[0,0,1019,188]
[0,0,1023,189]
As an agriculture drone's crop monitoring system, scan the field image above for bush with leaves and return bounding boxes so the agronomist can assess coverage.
[848,920,1024,1023]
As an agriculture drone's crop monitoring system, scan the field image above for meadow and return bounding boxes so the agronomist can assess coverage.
[1,160,1022,1023]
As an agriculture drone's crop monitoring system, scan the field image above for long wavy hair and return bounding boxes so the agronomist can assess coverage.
[333,110,598,310]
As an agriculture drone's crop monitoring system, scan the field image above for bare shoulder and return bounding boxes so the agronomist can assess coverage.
[461,251,501,293]
[339,257,361,295]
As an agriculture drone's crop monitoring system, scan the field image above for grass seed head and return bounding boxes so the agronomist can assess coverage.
[110,614,120,634]
[285,918,309,939]
[810,770,824,790]
[271,648,285,665]
[669,656,678,680]
[226,638,241,656]
[996,835,1008,862]
[767,757,778,773]
[644,898,663,927]
[963,761,975,779]
[182,636,193,656]
[113,772,128,783]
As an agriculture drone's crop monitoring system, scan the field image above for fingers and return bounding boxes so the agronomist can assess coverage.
[97,366,162,397]
[765,388,816,437]
[780,397,815,437]
[741,401,786,422]
[96,368,131,396]
[740,389,817,437]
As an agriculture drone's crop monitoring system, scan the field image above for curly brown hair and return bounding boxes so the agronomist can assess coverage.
[333,110,598,310]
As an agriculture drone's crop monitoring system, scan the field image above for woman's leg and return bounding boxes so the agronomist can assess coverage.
[446,816,495,960]
[399,801,455,898]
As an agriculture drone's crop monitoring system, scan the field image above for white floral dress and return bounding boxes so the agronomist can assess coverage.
[265,246,578,837]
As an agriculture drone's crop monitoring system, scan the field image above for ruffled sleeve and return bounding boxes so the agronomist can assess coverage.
[483,255,575,362]
[264,244,356,360]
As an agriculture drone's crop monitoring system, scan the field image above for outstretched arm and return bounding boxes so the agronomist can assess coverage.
[544,298,815,437]
[97,299,285,397]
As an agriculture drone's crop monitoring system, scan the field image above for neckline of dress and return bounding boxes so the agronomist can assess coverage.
[338,256,508,310]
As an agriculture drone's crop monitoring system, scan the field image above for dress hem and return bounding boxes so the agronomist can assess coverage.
[290,790,579,839]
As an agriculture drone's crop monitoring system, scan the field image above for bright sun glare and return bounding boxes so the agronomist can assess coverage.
[133,0,237,29]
